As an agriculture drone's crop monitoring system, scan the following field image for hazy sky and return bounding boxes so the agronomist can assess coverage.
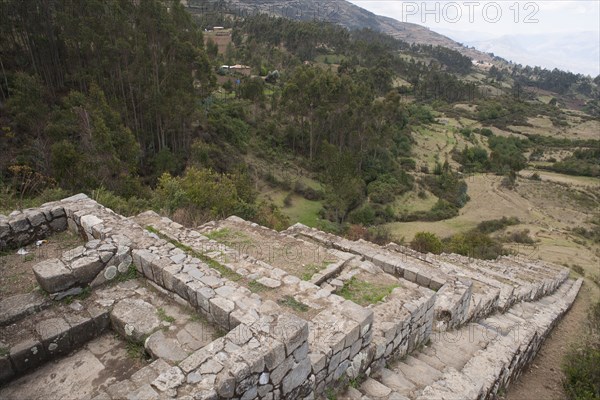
[348,1,600,36]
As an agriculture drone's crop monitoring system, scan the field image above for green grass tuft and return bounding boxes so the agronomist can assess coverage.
[157,307,175,323]
[338,277,399,306]
[278,295,309,312]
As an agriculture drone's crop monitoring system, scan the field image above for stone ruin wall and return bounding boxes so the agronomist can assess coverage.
[0,194,583,400]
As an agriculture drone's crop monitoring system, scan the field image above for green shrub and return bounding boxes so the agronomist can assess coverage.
[348,204,376,226]
[411,232,443,254]
[476,217,520,234]
[444,230,507,260]
[480,128,493,137]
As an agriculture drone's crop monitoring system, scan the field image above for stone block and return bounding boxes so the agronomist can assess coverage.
[110,298,161,342]
[71,255,104,284]
[127,384,159,400]
[151,366,185,392]
[271,355,294,386]
[0,356,15,384]
[9,338,46,372]
[0,222,10,240]
[88,305,110,331]
[35,317,72,356]
[32,259,75,293]
[209,297,235,330]
[65,313,97,347]
[196,286,216,313]
[9,215,30,233]
[27,211,46,227]
[282,358,312,394]
[264,340,286,371]
[179,348,212,374]
[49,216,67,231]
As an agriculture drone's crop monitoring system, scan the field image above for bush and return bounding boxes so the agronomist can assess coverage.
[411,232,443,254]
[421,168,469,209]
[293,181,324,201]
[399,158,416,171]
[367,173,412,204]
[283,192,293,208]
[506,229,535,244]
[476,217,520,234]
[480,128,493,137]
[348,204,376,226]
[399,199,459,222]
[444,230,507,260]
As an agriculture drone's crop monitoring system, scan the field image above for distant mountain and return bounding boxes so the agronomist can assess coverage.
[457,31,600,77]
[188,0,493,62]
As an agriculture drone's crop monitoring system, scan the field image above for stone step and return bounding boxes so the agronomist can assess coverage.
[0,295,110,384]
[349,277,582,400]
[0,291,52,327]
[392,355,443,389]
[0,333,170,400]
[417,278,581,399]
[377,368,415,395]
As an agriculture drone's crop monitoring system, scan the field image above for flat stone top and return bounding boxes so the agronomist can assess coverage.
[204,219,345,281]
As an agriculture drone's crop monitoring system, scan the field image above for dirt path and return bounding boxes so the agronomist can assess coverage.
[504,280,599,400]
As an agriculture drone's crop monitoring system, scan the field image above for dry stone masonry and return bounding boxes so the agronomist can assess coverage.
[0,194,582,399]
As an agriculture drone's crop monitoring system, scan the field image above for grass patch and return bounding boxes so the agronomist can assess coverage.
[204,228,253,245]
[264,191,323,228]
[146,226,242,282]
[115,264,138,282]
[0,346,9,357]
[278,295,309,312]
[338,277,399,306]
[300,262,329,281]
[62,286,92,304]
[325,388,337,400]
[125,338,148,360]
[157,307,175,323]
[248,279,270,293]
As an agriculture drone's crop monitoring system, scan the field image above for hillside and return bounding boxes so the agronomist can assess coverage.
[186,0,494,62]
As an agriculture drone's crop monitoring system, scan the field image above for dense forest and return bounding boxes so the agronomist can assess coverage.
[1,0,598,233]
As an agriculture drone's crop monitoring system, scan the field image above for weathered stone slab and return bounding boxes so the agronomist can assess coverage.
[0,291,51,326]
[145,331,188,364]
